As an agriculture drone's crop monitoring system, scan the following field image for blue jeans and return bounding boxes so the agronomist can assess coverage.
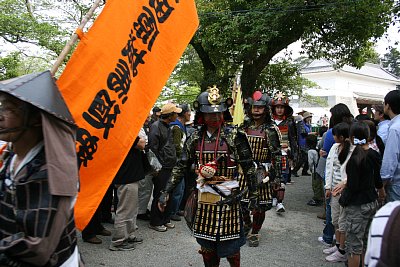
[322,174,334,244]
[170,178,185,215]
[386,183,400,202]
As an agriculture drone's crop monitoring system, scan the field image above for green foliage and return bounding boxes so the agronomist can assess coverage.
[0,51,54,79]
[381,47,400,77]
[258,59,316,97]
[0,0,101,77]
[160,46,202,104]
[0,52,20,79]
[0,0,67,54]
[393,1,400,31]
[189,0,395,97]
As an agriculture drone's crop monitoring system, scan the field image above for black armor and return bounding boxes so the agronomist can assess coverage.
[166,126,256,240]
[162,87,257,263]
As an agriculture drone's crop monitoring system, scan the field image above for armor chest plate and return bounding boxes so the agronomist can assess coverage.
[277,124,289,148]
[246,128,269,162]
[195,139,236,178]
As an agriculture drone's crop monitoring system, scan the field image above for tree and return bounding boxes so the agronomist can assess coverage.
[0,52,21,80]
[190,0,395,97]
[0,0,103,78]
[381,47,400,77]
[0,0,66,55]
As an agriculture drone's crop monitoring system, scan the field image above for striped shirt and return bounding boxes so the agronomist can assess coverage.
[364,201,400,267]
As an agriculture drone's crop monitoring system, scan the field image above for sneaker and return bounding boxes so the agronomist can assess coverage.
[307,199,322,206]
[248,234,260,247]
[83,236,102,244]
[109,240,135,251]
[164,222,175,229]
[323,245,338,255]
[98,229,111,236]
[148,224,167,232]
[276,203,286,213]
[318,236,331,247]
[293,173,299,177]
[325,250,347,262]
[170,214,182,221]
[128,236,143,244]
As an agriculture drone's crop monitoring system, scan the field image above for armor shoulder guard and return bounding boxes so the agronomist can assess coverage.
[269,123,281,134]
[226,125,247,139]
[266,123,282,146]
[185,129,200,149]
[223,125,237,136]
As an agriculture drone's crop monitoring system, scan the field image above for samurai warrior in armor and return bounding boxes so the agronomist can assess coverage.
[271,92,298,207]
[158,86,258,267]
[0,72,82,266]
[239,91,282,247]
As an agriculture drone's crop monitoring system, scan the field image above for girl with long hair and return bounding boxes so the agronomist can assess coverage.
[338,122,385,267]
[323,122,352,262]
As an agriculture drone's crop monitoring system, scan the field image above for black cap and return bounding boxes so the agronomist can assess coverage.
[178,104,190,115]
[152,106,161,113]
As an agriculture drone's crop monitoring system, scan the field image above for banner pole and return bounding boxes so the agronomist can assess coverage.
[51,0,103,75]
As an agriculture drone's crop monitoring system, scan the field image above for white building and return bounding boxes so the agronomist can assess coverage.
[292,59,400,124]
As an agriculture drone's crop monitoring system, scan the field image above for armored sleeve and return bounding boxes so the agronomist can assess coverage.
[171,125,183,158]
[267,124,282,182]
[164,132,197,194]
[232,128,258,197]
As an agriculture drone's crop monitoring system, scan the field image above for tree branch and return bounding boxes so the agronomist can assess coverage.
[190,39,216,73]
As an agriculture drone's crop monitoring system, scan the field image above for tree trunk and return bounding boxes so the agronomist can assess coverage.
[241,53,273,98]
[190,40,218,92]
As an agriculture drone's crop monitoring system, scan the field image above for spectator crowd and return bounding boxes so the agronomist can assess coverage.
[1,74,399,267]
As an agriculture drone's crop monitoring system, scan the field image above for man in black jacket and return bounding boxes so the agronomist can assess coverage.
[148,103,182,232]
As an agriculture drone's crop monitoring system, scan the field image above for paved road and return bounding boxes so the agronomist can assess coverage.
[78,175,338,267]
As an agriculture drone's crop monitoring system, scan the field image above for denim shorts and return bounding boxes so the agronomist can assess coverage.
[344,201,378,255]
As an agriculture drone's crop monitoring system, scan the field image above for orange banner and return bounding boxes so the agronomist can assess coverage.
[57,0,198,230]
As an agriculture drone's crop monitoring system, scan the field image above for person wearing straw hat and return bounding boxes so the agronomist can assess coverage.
[293,111,313,177]
[0,71,82,266]
[148,103,182,232]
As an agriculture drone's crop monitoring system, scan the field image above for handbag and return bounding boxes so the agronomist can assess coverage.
[146,149,162,174]
[339,188,351,207]
[184,189,198,230]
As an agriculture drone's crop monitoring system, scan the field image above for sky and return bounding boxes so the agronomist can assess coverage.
[276,23,400,60]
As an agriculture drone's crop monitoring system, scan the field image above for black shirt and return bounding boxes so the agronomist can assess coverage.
[346,148,383,205]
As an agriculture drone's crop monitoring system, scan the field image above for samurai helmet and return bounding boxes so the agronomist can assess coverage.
[193,86,233,113]
[247,90,271,107]
[271,91,293,117]
[271,91,290,107]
